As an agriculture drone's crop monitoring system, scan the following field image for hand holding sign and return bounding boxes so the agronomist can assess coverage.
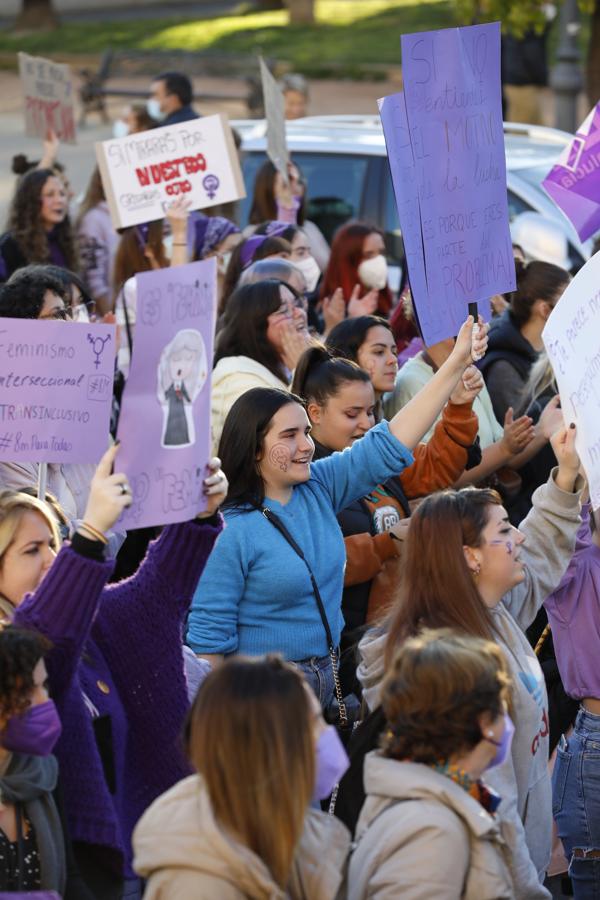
[451,315,489,371]
[81,443,133,535]
[198,456,228,518]
[550,423,581,493]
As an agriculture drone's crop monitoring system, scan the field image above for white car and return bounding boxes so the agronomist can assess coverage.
[234,115,590,274]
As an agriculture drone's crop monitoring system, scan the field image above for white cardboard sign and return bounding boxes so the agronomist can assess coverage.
[95,113,246,229]
[542,250,600,508]
[259,57,289,180]
[18,52,77,145]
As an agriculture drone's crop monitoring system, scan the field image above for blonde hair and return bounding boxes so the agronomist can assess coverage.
[0,490,59,571]
[517,350,556,416]
[187,656,315,888]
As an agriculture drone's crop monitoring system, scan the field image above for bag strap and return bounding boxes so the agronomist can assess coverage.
[16,802,24,891]
[260,506,347,726]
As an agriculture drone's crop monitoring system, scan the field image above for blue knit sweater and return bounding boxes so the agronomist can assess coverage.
[187,421,414,660]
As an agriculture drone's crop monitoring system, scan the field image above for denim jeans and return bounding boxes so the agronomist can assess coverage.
[553,708,600,899]
[293,654,335,709]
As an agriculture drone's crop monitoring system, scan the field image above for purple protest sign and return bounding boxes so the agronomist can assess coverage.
[378,92,432,336]
[543,102,600,243]
[400,22,515,343]
[115,259,216,529]
[0,319,115,462]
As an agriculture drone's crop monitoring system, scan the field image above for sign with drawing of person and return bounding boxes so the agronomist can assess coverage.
[115,259,216,528]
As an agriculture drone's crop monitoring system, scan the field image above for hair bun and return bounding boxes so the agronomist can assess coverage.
[12,154,34,175]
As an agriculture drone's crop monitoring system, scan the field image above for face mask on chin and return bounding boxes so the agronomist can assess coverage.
[357,254,388,291]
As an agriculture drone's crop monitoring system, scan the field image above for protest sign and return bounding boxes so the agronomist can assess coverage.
[0,319,115,463]
[115,259,216,528]
[378,92,432,336]
[542,251,600,508]
[397,22,515,343]
[259,57,289,181]
[18,52,77,145]
[543,102,600,243]
[96,114,246,229]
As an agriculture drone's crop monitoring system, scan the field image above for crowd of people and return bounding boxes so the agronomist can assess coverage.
[0,67,596,900]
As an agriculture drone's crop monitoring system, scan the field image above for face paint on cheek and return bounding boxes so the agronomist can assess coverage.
[268,443,291,472]
[490,539,514,554]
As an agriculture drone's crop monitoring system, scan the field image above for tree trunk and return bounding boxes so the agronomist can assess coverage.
[287,0,315,25]
[586,0,600,105]
[15,0,59,29]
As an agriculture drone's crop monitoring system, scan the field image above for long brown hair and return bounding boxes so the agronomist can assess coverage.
[385,488,502,669]
[248,159,307,226]
[186,656,315,888]
[112,221,167,299]
[7,168,77,270]
[77,166,106,225]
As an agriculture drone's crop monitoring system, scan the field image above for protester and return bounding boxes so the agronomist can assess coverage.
[2,446,227,898]
[384,330,563,491]
[320,221,400,318]
[349,629,515,899]
[112,104,158,139]
[480,260,570,423]
[248,160,330,270]
[0,168,76,281]
[44,264,97,322]
[345,424,582,898]
[77,167,119,315]
[279,73,310,120]
[133,655,350,898]
[254,222,321,291]
[544,503,600,898]
[148,71,198,125]
[292,345,480,690]
[210,280,311,453]
[187,316,488,707]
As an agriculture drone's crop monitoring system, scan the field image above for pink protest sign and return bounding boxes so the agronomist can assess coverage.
[0,319,115,462]
[115,259,216,529]
[543,102,600,243]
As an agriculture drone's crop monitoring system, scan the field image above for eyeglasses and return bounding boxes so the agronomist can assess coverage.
[39,307,72,321]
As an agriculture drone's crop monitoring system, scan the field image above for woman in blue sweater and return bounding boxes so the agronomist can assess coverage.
[188,316,487,704]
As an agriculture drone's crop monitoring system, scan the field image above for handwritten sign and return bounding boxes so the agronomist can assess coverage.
[115,259,217,528]
[397,23,515,343]
[18,53,77,145]
[0,319,114,462]
[96,113,246,229]
[543,102,600,243]
[542,251,600,508]
[259,57,289,181]
[378,92,431,333]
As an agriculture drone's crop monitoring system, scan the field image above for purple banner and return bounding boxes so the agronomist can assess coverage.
[0,319,115,463]
[398,22,515,343]
[543,102,600,243]
[116,259,216,529]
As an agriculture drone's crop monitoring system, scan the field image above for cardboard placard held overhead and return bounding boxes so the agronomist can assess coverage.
[115,258,217,529]
[384,23,515,344]
[542,251,600,508]
[18,52,77,145]
[543,101,600,243]
[0,319,115,463]
[259,57,289,181]
[96,113,246,230]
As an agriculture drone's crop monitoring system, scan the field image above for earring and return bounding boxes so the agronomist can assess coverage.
[487,730,494,737]
[472,564,481,578]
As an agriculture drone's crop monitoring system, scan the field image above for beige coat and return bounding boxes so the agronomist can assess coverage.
[211,355,289,455]
[133,774,349,899]
[348,752,515,900]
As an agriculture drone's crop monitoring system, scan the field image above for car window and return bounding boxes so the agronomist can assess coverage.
[239,151,370,242]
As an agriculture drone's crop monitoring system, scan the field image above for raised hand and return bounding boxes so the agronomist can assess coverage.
[449,364,484,405]
[199,457,228,518]
[551,423,581,492]
[82,444,132,536]
[538,395,563,440]
[450,316,489,371]
[278,319,313,371]
[321,288,346,335]
[347,284,378,318]
[501,407,535,455]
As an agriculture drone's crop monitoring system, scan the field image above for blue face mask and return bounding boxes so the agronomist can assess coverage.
[484,713,515,769]
[146,99,166,122]
[112,119,129,140]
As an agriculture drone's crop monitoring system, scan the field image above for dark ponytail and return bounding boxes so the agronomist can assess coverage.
[510,260,570,327]
[291,343,370,404]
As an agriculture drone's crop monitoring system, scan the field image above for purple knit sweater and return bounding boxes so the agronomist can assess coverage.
[13,517,222,875]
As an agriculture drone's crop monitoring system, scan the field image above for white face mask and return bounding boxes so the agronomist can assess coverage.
[294,255,320,292]
[112,119,129,140]
[146,98,166,122]
[358,254,388,291]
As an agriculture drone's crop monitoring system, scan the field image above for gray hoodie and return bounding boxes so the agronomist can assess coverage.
[356,468,582,900]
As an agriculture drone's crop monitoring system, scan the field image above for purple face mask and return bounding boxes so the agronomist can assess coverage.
[312,725,350,801]
[484,713,515,770]
[1,700,62,756]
